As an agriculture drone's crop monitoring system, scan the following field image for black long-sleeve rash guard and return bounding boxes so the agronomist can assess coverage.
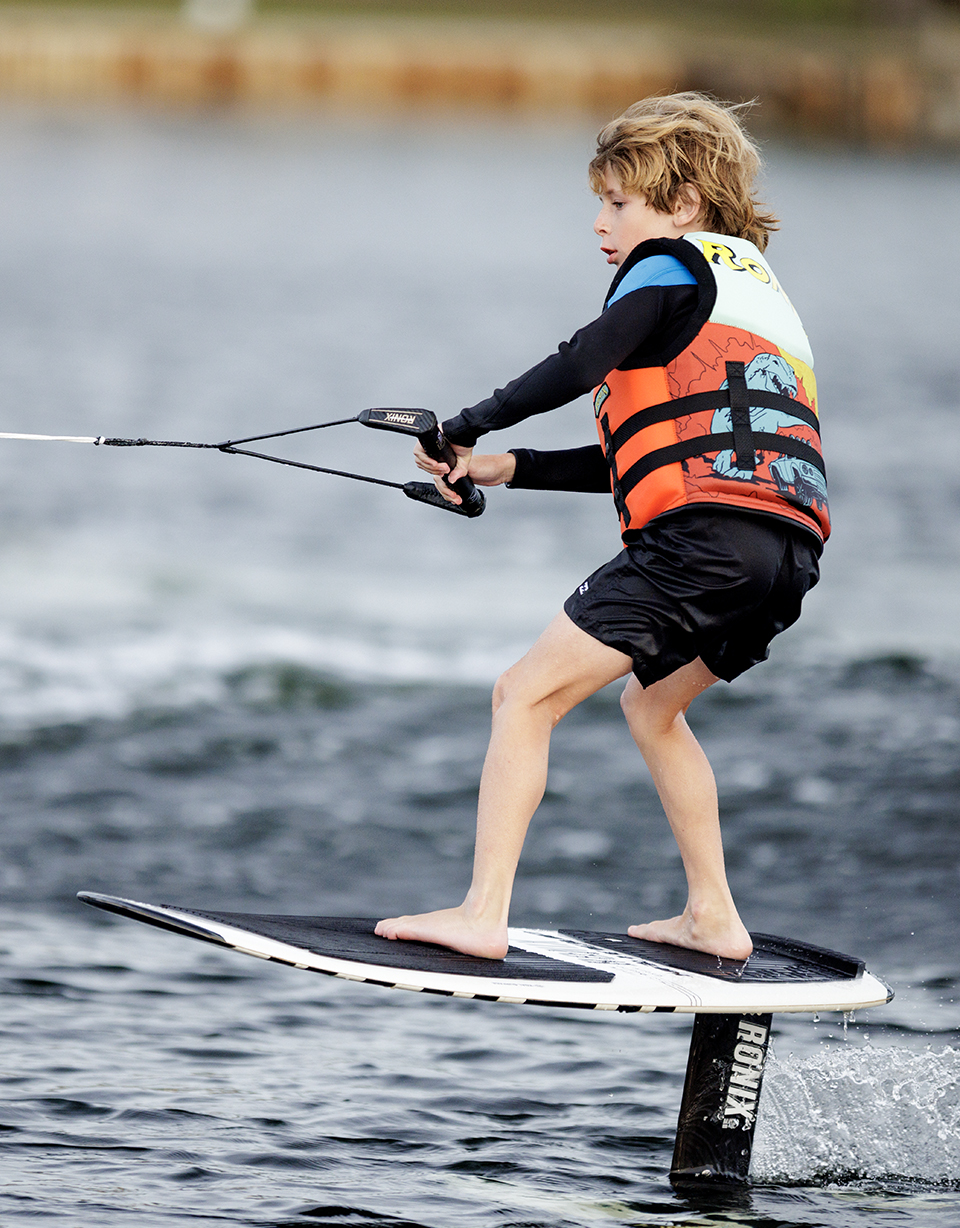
[441,276,698,494]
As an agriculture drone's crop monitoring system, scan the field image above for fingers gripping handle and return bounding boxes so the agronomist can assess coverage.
[402,481,477,516]
[416,423,485,517]
[358,408,485,518]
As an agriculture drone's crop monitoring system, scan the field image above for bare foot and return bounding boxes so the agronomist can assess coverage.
[375,906,509,960]
[628,906,753,961]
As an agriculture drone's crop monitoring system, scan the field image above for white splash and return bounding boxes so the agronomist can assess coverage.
[753,1044,960,1185]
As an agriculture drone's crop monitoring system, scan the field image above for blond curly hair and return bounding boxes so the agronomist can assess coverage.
[588,93,778,252]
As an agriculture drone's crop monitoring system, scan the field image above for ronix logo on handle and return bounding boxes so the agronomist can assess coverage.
[721,1019,769,1129]
[382,411,419,426]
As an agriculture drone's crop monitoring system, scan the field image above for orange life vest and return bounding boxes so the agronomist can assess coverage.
[594,233,829,545]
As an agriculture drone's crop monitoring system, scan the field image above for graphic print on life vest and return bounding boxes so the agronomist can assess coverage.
[710,352,827,512]
[665,324,827,519]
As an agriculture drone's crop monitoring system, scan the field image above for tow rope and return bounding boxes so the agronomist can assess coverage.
[0,408,485,518]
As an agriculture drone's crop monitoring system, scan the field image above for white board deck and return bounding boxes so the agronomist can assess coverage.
[78,892,892,1015]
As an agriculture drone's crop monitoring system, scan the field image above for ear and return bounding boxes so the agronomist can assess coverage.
[673,183,703,227]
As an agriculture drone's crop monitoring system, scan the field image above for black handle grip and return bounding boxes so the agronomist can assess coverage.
[357,407,485,518]
[402,481,477,516]
[416,424,485,518]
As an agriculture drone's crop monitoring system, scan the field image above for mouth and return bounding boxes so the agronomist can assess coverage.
[600,245,617,264]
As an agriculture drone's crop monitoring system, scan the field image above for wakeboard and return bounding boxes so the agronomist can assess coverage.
[78,892,891,1014]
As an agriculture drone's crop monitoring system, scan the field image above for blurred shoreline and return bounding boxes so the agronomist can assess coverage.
[0,6,956,144]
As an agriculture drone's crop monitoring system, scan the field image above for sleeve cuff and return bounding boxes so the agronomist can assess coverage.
[506,448,533,488]
[441,415,480,448]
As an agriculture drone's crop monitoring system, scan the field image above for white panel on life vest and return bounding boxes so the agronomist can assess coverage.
[685,232,814,369]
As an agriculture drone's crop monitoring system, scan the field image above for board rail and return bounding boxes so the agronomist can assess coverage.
[78,892,892,1015]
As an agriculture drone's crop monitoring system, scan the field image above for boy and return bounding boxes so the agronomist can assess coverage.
[376,93,827,962]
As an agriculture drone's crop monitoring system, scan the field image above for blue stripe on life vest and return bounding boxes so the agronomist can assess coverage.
[607,253,696,307]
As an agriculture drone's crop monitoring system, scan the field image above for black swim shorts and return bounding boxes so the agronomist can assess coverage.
[563,507,821,687]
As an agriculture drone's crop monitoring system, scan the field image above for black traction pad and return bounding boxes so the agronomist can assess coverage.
[559,929,864,983]
[173,909,616,983]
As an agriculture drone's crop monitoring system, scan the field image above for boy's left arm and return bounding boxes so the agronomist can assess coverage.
[507,445,609,493]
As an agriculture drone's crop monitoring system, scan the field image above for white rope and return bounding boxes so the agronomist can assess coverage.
[0,432,102,444]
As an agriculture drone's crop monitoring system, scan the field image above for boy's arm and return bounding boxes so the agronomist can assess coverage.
[507,445,610,493]
[442,282,696,447]
[413,442,609,503]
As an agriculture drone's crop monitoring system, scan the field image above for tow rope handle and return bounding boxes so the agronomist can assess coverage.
[0,409,487,520]
[358,408,485,518]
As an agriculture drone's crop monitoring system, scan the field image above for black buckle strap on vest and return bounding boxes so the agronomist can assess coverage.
[599,412,631,528]
[726,360,756,472]
[607,390,820,457]
[617,432,826,503]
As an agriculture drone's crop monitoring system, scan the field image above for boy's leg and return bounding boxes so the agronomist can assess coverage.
[376,611,632,958]
[620,660,752,960]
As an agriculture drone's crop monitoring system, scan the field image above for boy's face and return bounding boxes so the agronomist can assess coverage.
[593,168,700,267]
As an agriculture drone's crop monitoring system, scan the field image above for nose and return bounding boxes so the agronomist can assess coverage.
[594,206,608,236]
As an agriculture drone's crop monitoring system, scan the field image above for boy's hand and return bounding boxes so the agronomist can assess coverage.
[413,444,516,504]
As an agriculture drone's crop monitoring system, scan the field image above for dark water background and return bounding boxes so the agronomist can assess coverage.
[0,106,958,1225]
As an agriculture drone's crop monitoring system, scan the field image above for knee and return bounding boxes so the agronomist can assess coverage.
[619,679,640,722]
[621,682,680,748]
[492,665,531,719]
[491,666,566,728]
[491,669,512,717]
[620,678,653,728]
